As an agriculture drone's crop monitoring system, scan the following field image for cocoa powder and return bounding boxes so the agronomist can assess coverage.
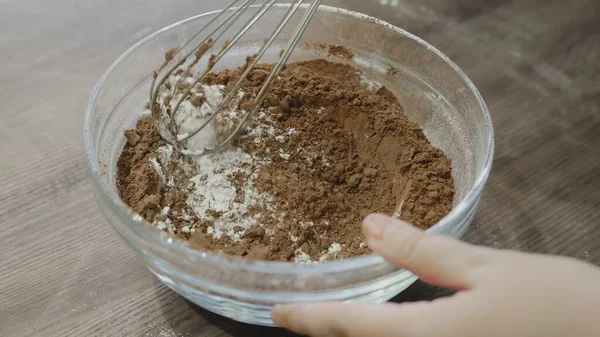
[117,119,165,221]
[305,42,354,60]
[117,59,454,262]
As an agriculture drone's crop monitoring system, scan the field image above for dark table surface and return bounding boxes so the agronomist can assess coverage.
[1,0,599,336]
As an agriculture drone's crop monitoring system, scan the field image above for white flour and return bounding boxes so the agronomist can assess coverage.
[294,243,343,264]
[359,72,382,93]
[154,74,243,153]
[186,147,273,240]
[150,79,273,242]
[150,141,273,242]
[149,75,343,262]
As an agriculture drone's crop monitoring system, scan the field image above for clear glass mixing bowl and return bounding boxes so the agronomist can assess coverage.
[83,4,493,326]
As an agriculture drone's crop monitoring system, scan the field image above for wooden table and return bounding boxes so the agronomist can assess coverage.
[2,0,599,335]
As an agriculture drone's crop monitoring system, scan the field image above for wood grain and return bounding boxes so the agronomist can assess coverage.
[1,0,599,336]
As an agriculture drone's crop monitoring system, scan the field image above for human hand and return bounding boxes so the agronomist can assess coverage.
[272,214,600,337]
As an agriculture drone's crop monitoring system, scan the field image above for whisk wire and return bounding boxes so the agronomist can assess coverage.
[208,0,323,153]
[149,0,243,105]
[151,0,322,156]
[169,0,278,136]
[150,0,255,109]
[176,0,304,154]
[166,0,263,107]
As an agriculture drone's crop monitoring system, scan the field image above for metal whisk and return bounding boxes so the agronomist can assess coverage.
[149,0,322,156]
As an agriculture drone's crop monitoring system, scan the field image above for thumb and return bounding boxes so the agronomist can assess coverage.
[273,296,475,337]
[363,214,491,290]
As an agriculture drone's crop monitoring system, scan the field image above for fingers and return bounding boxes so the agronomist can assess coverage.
[363,214,492,289]
[273,295,472,337]
[274,303,419,337]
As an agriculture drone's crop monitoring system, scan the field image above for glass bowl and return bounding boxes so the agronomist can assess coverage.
[83,4,493,326]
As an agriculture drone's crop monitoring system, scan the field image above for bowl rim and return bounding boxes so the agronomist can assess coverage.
[83,4,494,274]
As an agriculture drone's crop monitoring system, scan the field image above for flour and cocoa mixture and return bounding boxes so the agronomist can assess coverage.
[117,58,454,263]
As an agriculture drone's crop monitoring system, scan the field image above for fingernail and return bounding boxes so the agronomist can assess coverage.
[363,213,392,240]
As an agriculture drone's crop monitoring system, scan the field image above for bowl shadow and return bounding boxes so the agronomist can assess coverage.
[149,279,453,337]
